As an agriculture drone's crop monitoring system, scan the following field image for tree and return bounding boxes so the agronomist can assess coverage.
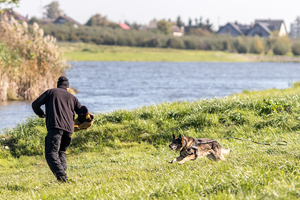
[0,0,19,5]
[29,16,39,25]
[157,19,172,34]
[199,16,203,26]
[0,0,19,10]
[85,14,110,27]
[188,18,192,26]
[44,1,63,19]
[131,22,140,30]
[125,20,130,27]
[205,19,213,31]
[176,16,184,27]
[296,16,300,25]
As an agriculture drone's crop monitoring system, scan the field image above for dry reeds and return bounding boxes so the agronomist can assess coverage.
[0,15,68,101]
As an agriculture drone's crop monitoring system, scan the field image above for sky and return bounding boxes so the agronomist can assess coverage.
[11,0,300,32]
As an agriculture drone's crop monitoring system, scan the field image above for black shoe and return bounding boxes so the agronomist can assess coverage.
[57,176,69,183]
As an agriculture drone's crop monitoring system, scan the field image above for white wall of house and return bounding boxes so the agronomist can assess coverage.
[279,23,287,37]
[173,32,183,37]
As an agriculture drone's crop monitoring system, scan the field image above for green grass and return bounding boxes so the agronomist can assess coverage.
[2,85,300,199]
[59,42,300,62]
[60,42,249,62]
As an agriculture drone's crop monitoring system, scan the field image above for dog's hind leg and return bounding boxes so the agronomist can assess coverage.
[169,156,184,164]
[217,154,226,161]
[215,149,227,161]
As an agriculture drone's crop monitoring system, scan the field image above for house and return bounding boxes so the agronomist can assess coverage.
[217,19,287,37]
[38,18,55,25]
[247,20,287,37]
[118,23,130,30]
[52,14,81,28]
[171,26,184,36]
[217,22,251,37]
[147,19,157,29]
[2,9,29,23]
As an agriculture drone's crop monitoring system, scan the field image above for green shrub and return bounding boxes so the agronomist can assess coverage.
[292,41,300,55]
[68,33,79,41]
[102,35,116,45]
[79,35,91,43]
[184,38,198,49]
[234,39,248,53]
[250,38,264,54]
[273,42,290,55]
[166,38,185,49]
[91,37,103,45]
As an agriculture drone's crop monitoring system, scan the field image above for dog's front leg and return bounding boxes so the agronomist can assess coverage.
[178,155,195,165]
[169,156,184,164]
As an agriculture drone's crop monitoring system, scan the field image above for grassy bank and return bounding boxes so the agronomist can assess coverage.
[2,85,300,199]
[59,42,300,62]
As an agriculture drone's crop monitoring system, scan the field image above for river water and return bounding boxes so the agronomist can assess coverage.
[1,61,300,132]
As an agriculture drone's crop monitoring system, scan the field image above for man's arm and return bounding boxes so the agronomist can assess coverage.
[74,97,83,114]
[32,91,48,118]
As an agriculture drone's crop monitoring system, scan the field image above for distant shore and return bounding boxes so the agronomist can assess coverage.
[59,42,300,62]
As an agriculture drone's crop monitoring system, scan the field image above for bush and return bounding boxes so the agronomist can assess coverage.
[102,35,116,45]
[147,38,160,47]
[68,33,79,41]
[273,42,290,55]
[292,41,300,55]
[0,16,67,101]
[79,35,91,43]
[166,38,185,49]
[184,38,198,49]
[91,37,103,45]
[234,39,248,53]
[250,38,264,54]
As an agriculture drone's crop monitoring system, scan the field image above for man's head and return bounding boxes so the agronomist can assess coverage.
[57,76,69,88]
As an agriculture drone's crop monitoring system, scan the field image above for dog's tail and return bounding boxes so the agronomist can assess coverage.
[221,147,231,155]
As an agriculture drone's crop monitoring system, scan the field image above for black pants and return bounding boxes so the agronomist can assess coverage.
[45,129,72,179]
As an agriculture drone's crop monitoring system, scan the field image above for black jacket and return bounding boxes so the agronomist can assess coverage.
[32,85,82,133]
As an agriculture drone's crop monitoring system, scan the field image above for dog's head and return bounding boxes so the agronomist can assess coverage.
[169,134,184,151]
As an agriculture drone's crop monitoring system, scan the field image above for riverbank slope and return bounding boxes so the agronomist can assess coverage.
[1,85,300,199]
[59,42,300,62]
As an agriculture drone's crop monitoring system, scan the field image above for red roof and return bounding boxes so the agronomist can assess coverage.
[118,23,130,30]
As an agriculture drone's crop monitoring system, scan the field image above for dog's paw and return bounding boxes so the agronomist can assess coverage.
[168,160,174,164]
[178,161,184,165]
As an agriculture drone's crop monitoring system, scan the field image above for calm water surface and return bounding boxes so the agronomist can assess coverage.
[1,61,300,132]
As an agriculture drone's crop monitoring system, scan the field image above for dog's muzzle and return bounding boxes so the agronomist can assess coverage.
[169,144,177,150]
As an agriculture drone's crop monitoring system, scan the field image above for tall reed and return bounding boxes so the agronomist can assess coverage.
[0,15,67,101]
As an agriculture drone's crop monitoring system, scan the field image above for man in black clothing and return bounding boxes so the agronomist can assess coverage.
[32,76,84,182]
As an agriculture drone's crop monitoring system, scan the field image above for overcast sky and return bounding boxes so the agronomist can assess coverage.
[12,0,299,32]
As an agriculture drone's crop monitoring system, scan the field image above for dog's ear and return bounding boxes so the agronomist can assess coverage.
[172,134,175,139]
[179,134,182,139]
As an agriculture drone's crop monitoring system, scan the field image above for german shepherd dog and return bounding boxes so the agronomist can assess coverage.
[168,134,231,164]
